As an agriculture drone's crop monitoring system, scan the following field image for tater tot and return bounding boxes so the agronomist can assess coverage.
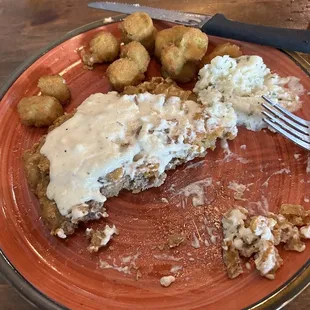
[178,28,208,61]
[119,12,156,52]
[161,61,197,83]
[38,75,71,104]
[156,26,208,83]
[160,44,186,75]
[17,96,64,127]
[106,58,144,91]
[200,43,242,68]
[82,31,119,66]
[154,25,188,58]
[120,41,150,73]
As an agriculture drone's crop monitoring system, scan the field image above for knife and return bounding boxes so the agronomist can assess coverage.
[88,2,310,53]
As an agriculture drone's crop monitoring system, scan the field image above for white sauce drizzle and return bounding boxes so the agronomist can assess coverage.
[262,168,291,187]
[191,232,201,248]
[153,254,182,262]
[170,265,183,273]
[307,156,310,174]
[178,178,213,207]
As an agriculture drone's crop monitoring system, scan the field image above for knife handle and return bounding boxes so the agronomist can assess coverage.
[201,14,310,53]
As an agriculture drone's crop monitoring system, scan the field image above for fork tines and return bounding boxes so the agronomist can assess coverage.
[262,95,310,150]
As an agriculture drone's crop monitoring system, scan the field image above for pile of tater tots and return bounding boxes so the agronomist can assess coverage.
[17,12,242,127]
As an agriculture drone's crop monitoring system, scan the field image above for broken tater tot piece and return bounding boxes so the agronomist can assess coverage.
[106,58,144,91]
[120,41,150,73]
[200,42,242,68]
[119,12,156,52]
[17,96,64,127]
[82,31,119,67]
[38,75,71,104]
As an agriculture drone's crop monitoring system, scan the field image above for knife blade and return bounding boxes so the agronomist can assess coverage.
[88,2,210,27]
[88,2,310,53]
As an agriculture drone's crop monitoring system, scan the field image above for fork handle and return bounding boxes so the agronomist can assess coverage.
[202,14,310,53]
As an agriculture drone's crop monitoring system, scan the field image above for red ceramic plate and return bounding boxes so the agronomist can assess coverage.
[0,19,309,310]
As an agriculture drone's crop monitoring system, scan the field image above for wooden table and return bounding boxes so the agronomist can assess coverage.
[0,0,309,309]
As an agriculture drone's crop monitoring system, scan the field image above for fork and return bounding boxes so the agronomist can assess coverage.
[262,95,310,150]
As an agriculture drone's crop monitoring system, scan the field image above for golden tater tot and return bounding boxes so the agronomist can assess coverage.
[154,25,188,58]
[106,58,144,91]
[161,45,186,75]
[200,42,242,68]
[120,12,154,41]
[179,28,208,61]
[119,12,156,52]
[38,75,71,104]
[161,62,197,83]
[155,26,208,83]
[82,31,119,67]
[120,41,150,73]
[17,96,64,127]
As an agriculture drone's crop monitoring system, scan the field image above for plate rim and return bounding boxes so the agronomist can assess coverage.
[0,17,309,310]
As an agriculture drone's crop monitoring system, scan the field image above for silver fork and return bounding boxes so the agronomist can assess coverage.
[262,95,310,150]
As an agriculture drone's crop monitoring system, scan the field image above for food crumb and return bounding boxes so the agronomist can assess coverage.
[103,17,114,23]
[304,197,310,203]
[55,228,67,239]
[228,181,248,200]
[191,232,200,248]
[210,235,217,244]
[170,265,183,273]
[167,233,185,248]
[160,275,175,287]
[161,197,169,203]
[300,226,310,239]
[294,153,301,160]
[136,270,142,281]
[240,145,247,150]
[245,262,251,270]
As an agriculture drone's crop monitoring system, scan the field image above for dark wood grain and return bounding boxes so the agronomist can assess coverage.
[0,0,309,309]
